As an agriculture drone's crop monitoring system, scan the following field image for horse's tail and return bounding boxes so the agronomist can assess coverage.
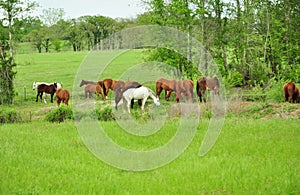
[99,81,106,95]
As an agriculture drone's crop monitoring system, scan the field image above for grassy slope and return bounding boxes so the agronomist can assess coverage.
[0,51,299,193]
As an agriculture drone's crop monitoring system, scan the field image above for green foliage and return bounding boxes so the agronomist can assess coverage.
[0,109,22,124]
[45,105,74,123]
[95,106,115,121]
[225,70,243,87]
[264,79,286,103]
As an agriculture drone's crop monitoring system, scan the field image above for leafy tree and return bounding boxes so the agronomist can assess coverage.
[0,0,36,104]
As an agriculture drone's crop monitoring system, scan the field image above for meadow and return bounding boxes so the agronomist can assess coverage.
[0,50,299,194]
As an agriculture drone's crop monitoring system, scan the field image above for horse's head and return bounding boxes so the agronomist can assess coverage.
[79,80,85,87]
[114,88,123,109]
[32,82,37,90]
[53,83,58,90]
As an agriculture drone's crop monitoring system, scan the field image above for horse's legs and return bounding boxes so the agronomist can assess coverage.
[166,90,171,101]
[39,92,43,101]
[36,93,39,102]
[50,94,54,103]
[141,98,147,112]
[127,99,131,114]
[130,99,134,109]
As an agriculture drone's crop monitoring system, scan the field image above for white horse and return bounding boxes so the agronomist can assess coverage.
[32,81,62,103]
[122,86,160,113]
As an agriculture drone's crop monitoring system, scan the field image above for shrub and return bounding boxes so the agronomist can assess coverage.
[0,110,22,124]
[45,105,74,123]
[95,106,115,121]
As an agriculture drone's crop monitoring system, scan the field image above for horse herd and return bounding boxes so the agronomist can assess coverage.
[78,77,220,113]
[32,78,299,113]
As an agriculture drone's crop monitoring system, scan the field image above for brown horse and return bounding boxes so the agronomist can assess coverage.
[114,80,142,109]
[79,80,97,87]
[283,82,300,103]
[174,80,194,103]
[56,88,70,106]
[84,83,104,99]
[156,78,177,101]
[99,78,118,99]
[196,77,220,102]
[36,83,57,103]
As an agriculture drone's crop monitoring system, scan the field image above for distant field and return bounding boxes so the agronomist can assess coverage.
[0,51,299,194]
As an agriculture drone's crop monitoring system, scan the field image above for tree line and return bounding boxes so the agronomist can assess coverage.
[1,0,299,104]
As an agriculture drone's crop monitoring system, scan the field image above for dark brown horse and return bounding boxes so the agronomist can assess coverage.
[114,80,142,109]
[283,82,300,103]
[196,77,220,102]
[175,80,194,103]
[84,83,104,99]
[79,80,97,87]
[156,78,177,101]
[56,88,70,106]
[36,83,57,103]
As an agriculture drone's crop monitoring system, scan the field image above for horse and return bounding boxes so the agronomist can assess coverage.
[79,80,97,87]
[115,80,142,109]
[174,80,194,103]
[122,86,160,113]
[56,88,70,106]
[100,78,118,99]
[156,78,177,101]
[84,83,104,99]
[36,83,57,103]
[33,81,62,90]
[196,77,220,102]
[283,82,300,103]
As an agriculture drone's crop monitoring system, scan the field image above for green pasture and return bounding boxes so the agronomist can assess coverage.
[0,119,299,194]
[0,50,299,193]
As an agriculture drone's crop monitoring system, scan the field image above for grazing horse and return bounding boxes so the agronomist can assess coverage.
[283,82,300,103]
[175,80,194,103]
[84,83,104,99]
[36,83,57,103]
[79,80,97,87]
[100,78,118,99]
[156,78,177,101]
[122,86,160,113]
[56,88,70,106]
[115,81,142,109]
[196,77,220,102]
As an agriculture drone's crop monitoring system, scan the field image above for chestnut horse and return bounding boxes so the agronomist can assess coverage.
[283,82,300,103]
[114,80,142,109]
[175,80,194,103]
[99,78,118,99]
[156,78,177,101]
[56,88,70,106]
[36,83,57,103]
[84,83,104,99]
[196,77,220,102]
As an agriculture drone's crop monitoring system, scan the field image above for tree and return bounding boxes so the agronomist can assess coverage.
[0,0,36,104]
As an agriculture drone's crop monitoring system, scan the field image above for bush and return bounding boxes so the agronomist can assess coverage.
[45,105,74,122]
[264,79,286,103]
[95,106,115,121]
[0,110,22,124]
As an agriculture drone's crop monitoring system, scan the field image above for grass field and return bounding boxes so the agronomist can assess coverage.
[0,50,300,194]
